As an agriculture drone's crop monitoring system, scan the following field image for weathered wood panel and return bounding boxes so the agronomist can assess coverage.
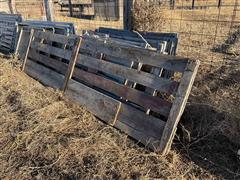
[65,79,166,148]
[66,79,120,124]
[23,31,78,89]
[159,60,200,155]
[0,13,22,54]
[81,38,188,72]
[24,60,65,89]
[77,54,179,94]
[22,31,200,154]
[31,41,72,60]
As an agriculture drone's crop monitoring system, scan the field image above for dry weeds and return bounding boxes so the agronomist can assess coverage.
[132,1,166,32]
[1,0,240,179]
[0,57,218,179]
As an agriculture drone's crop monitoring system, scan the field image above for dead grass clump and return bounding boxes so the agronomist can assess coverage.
[132,0,165,32]
[0,58,217,179]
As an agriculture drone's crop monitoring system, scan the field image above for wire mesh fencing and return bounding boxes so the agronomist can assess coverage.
[132,0,240,69]
[9,0,240,69]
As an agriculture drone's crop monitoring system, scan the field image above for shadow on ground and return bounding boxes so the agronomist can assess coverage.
[212,25,240,56]
[175,63,240,179]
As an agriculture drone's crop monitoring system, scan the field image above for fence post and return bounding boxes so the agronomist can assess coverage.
[124,0,135,30]
[8,0,16,14]
[43,0,55,21]
[68,0,73,17]
[170,0,175,10]
[218,0,222,8]
[192,0,195,9]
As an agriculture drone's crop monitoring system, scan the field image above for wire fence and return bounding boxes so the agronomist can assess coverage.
[8,0,240,70]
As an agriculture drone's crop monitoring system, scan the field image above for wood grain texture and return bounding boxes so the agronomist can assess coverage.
[28,49,67,74]
[24,60,65,89]
[73,67,172,117]
[65,79,166,150]
[159,60,200,154]
[81,38,188,72]
[22,29,34,71]
[31,41,72,60]
[62,37,82,91]
[65,79,120,124]
[77,54,179,94]
[33,31,76,45]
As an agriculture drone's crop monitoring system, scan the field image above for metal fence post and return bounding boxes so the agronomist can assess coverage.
[124,0,135,30]
[43,0,55,21]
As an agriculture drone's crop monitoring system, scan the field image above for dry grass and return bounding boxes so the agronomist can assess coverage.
[0,57,218,179]
[1,0,240,179]
[132,1,240,67]
[132,1,166,32]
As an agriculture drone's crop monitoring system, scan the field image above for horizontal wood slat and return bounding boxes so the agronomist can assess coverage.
[24,60,65,89]
[28,49,67,74]
[73,68,172,117]
[66,79,120,124]
[66,79,166,147]
[28,50,172,117]
[77,54,179,94]
[22,31,200,154]
[33,31,77,45]
[31,41,72,60]
[81,38,188,72]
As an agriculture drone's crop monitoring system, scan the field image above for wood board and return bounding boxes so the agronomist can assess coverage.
[23,31,200,155]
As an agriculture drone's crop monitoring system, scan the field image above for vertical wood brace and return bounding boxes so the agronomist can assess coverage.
[159,60,200,155]
[15,29,23,56]
[111,102,122,126]
[62,37,82,92]
[22,29,34,71]
[218,0,222,8]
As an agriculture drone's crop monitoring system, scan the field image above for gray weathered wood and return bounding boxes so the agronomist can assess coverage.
[28,49,67,74]
[33,30,76,45]
[159,60,200,155]
[115,103,166,150]
[22,29,34,71]
[25,60,65,89]
[73,67,172,117]
[77,54,179,94]
[31,41,72,60]
[81,38,188,72]
[65,79,120,124]
[62,37,82,91]
[65,79,166,150]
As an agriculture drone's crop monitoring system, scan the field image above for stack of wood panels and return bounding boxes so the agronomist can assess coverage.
[0,13,22,54]
[22,31,199,155]
[16,20,76,60]
[88,28,179,85]
[96,27,179,55]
